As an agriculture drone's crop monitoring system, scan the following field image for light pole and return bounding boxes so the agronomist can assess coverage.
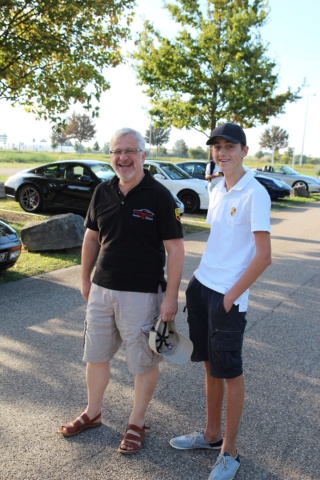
[149,121,152,157]
[300,93,316,166]
[291,147,295,168]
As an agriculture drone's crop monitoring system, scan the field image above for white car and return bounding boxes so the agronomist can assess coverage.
[144,160,209,213]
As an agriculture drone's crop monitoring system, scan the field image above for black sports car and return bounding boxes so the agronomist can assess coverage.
[0,220,22,270]
[4,160,115,213]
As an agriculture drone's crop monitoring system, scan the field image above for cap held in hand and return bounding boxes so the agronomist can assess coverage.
[149,317,193,366]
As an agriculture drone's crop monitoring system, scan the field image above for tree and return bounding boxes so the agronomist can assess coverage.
[281,147,295,165]
[0,0,135,121]
[189,146,207,159]
[255,150,264,159]
[144,126,171,155]
[133,0,300,139]
[173,139,188,157]
[93,141,100,152]
[259,125,289,166]
[51,126,70,152]
[65,112,96,151]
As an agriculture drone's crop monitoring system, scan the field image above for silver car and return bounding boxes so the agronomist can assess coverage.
[254,165,320,193]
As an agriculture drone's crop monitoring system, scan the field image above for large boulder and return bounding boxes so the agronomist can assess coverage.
[291,185,310,198]
[21,213,85,252]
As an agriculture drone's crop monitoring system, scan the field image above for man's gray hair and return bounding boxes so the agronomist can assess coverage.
[110,128,145,151]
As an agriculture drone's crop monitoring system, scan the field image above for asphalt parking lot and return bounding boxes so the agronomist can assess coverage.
[0,202,319,480]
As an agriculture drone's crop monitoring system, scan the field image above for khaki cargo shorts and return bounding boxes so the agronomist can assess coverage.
[83,283,164,375]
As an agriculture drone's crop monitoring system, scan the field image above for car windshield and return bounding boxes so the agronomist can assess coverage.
[280,166,298,175]
[157,162,192,180]
[91,163,115,180]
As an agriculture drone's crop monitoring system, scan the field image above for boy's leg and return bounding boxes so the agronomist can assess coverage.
[204,361,224,443]
[222,374,244,457]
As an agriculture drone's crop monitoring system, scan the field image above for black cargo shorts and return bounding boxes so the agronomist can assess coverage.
[186,276,247,379]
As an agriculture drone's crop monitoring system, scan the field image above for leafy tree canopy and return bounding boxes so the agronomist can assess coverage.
[65,112,96,145]
[145,126,171,147]
[189,146,207,159]
[0,0,135,121]
[259,125,289,151]
[173,139,188,156]
[133,0,300,139]
[259,124,289,165]
[51,125,70,151]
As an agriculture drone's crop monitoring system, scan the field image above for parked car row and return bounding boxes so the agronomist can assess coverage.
[4,160,185,215]
[5,160,317,221]
[177,160,292,200]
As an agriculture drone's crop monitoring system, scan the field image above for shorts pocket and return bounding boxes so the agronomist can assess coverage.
[211,330,243,371]
[138,326,161,368]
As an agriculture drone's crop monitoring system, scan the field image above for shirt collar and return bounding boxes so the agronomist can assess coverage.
[110,168,154,191]
[217,169,254,193]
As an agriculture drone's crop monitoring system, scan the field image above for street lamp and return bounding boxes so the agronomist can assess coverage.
[300,93,316,166]
[149,121,152,157]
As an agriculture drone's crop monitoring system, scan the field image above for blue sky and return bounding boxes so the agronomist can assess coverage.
[0,0,319,157]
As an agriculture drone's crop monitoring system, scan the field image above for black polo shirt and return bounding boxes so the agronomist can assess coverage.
[84,170,183,293]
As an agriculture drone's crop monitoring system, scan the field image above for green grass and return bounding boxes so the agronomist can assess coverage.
[0,199,82,284]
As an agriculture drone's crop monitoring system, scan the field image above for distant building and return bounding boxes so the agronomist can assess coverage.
[0,134,8,144]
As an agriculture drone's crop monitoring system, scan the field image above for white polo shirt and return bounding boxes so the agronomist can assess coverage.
[194,170,271,311]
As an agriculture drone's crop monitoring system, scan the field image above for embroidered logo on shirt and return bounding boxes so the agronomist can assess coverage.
[175,208,181,222]
[231,207,237,216]
[133,209,155,220]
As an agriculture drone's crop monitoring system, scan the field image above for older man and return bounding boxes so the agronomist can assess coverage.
[59,128,184,454]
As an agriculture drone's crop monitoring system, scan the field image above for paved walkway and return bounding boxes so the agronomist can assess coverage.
[0,203,319,480]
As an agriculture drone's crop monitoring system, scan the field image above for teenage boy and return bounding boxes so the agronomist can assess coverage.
[170,123,271,480]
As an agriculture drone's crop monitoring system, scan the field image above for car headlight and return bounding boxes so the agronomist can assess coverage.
[9,247,21,260]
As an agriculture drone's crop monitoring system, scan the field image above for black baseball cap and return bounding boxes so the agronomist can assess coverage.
[206,123,247,146]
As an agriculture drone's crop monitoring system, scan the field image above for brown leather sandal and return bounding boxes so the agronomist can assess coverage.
[118,424,149,454]
[58,412,102,437]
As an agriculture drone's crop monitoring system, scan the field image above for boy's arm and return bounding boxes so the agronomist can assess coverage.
[224,231,271,312]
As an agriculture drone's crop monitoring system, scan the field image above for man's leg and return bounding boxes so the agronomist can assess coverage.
[58,361,110,436]
[221,374,244,457]
[118,365,159,452]
[129,365,159,427]
[84,361,110,419]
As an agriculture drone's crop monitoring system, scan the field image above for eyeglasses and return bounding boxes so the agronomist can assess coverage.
[110,148,143,156]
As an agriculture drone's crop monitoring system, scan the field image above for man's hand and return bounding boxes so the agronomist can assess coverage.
[160,295,178,322]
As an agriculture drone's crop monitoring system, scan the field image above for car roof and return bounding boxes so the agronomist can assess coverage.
[48,159,110,165]
[177,160,207,164]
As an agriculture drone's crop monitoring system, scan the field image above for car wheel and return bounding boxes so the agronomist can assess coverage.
[292,181,308,191]
[178,190,200,213]
[18,185,43,213]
